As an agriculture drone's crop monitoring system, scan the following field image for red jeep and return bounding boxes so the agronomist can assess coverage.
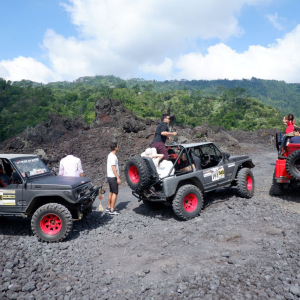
[271,133,300,195]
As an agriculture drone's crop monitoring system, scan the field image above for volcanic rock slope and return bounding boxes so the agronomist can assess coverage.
[1,99,300,299]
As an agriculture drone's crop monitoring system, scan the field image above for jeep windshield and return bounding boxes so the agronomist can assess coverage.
[12,157,50,178]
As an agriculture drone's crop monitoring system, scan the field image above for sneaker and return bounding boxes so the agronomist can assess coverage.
[109,210,120,215]
[105,207,111,213]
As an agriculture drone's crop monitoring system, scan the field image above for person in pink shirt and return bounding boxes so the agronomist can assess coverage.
[59,146,85,177]
[283,114,297,134]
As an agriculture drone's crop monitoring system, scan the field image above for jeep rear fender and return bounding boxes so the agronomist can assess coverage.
[162,175,204,198]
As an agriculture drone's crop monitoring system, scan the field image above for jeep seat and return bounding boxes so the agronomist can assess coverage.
[0,167,10,187]
[286,143,300,156]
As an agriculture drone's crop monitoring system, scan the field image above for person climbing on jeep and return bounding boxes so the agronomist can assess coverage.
[150,113,178,160]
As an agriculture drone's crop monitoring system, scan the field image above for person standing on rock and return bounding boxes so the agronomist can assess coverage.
[106,141,121,215]
[59,145,85,177]
[150,113,178,160]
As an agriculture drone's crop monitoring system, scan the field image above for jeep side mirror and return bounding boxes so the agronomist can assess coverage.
[22,180,27,189]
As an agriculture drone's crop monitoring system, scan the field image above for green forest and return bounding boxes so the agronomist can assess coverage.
[0,75,297,142]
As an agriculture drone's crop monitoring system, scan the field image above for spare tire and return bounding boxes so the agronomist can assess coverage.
[125,156,151,190]
[286,149,300,179]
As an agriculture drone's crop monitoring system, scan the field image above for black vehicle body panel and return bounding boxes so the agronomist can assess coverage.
[0,154,99,218]
[130,142,255,202]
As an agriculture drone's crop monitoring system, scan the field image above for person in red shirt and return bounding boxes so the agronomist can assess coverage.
[283,114,297,134]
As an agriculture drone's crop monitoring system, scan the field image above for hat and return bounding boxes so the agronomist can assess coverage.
[141,148,153,157]
[151,147,157,155]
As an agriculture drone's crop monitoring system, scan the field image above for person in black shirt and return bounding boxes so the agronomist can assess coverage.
[290,128,300,143]
[150,113,178,160]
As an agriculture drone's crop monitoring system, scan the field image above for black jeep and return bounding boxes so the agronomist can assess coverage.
[271,133,300,195]
[0,154,100,242]
[125,142,255,220]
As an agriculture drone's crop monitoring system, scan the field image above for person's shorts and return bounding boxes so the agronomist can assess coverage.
[107,177,119,194]
[151,141,169,160]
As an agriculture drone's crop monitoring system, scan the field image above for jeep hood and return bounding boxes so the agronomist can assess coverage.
[228,155,250,162]
[28,175,91,189]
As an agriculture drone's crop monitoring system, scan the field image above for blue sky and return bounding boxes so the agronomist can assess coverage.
[1,0,300,83]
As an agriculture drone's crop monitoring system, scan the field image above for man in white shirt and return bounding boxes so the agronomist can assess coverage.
[106,141,121,215]
[59,146,85,177]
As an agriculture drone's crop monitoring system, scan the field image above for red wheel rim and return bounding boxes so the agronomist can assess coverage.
[183,193,198,212]
[246,175,253,191]
[128,165,139,184]
[40,214,62,235]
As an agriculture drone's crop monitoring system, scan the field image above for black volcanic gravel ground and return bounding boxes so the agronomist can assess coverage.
[1,144,300,299]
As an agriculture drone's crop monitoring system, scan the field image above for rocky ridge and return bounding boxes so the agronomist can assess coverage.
[0,98,278,187]
[1,98,300,299]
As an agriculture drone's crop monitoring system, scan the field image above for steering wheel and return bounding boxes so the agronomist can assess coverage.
[201,154,210,167]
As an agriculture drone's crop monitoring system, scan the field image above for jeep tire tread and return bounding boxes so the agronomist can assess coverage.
[31,203,73,242]
[172,184,203,220]
[236,168,255,198]
[286,149,300,180]
[270,171,284,196]
[125,156,151,190]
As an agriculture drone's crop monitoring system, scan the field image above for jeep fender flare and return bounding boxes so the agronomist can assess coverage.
[163,176,204,198]
[232,160,255,179]
[24,194,74,216]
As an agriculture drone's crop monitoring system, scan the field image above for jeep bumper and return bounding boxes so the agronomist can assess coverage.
[132,191,166,202]
[77,186,99,212]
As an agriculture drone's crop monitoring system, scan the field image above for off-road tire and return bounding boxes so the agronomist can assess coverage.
[143,200,164,210]
[286,150,300,180]
[125,156,151,190]
[270,171,284,196]
[31,203,73,242]
[236,168,255,198]
[172,184,203,220]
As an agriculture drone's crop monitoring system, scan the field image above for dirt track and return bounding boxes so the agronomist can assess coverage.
[1,143,300,299]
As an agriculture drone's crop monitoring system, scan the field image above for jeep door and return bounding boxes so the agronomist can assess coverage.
[0,159,24,213]
[199,144,230,188]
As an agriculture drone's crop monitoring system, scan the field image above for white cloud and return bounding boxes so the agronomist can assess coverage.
[0,56,59,83]
[43,0,263,81]
[140,58,174,79]
[265,12,285,30]
[2,0,267,83]
[2,0,300,83]
[174,24,300,83]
